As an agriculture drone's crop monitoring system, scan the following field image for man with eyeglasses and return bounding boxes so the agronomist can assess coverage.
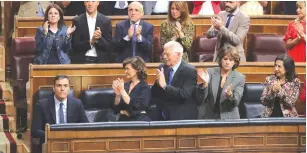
[151,41,198,120]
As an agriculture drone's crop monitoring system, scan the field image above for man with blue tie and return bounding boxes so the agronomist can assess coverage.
[31,75,88,146]
[206,1,250,62]
[113,1,153,62]
[151,41,198,120]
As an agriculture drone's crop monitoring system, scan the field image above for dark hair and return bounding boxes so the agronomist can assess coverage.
[123,56,147,80]
[43,4,65,28]
[274,54,297,81]
[53,74,70,86]
[217,44,240,70]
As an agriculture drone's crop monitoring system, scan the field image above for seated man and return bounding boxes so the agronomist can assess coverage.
[151,41,198,120]
[113,1,153,62]
[31,74,88,145]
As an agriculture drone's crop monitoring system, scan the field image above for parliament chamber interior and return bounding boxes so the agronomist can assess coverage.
[0,1,306,153]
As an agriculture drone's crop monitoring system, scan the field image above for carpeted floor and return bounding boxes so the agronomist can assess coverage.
[0,100,17,153]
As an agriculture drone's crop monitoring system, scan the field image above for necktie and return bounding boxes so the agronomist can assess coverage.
[118,1,125,9]
[132,24,137,57]
[168,68,174,85]
[37,1,45,17]
[59,103,64,123]
[225,14,234,29]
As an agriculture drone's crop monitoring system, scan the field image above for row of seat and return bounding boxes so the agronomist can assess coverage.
[33,83,265,122]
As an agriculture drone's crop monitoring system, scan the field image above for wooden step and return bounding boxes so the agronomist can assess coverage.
[8,116,16,132]
[11,133,27,153]
[0,81,13,101]
[4,101,16,118]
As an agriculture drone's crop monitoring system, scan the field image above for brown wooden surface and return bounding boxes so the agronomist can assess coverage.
[14,15,295,38]
[44,123,306,153]
[27,62,306,132]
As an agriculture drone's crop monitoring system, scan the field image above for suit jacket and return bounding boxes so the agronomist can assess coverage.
[151,61,198,120]
[260,75,300,118]
[140,1,157,15]
[98,1,132,16]
[195,67,245,119]
[17,1,51,17]
[71,13,112,63]
[31,95,89,143]
[114,80,151,121]
[113,19,153,62]
[206,10,250,62]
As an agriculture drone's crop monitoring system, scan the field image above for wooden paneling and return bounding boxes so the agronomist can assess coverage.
[45,123,306,153]
[14,15,295,38]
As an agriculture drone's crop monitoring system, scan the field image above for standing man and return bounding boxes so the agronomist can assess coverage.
[206,1,250,62]
[113,2,153,62]
[151,41,197,120]
[71,1,112,64]
[31,75,88,152]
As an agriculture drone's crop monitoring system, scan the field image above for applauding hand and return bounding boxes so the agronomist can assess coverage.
[156,68,167,89]
[197,69,210,88]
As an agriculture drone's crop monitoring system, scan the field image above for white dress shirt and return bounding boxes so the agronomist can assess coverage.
[170,60,181,80]
[54,96,67,124]
[85,12,98,57]
[153,0,169,13]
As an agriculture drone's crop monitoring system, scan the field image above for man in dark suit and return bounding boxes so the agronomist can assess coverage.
[71,1,112,64]
[31,74,88,145]
[151,41,198,120]
[113,1,153,62]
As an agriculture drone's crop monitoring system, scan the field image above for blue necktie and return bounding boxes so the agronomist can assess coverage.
[132,24,137,57]
[168,68,174,85]
[59,103,64,123]
[37,1,45,17]
[225,14,234,29]
[118,1,125,9]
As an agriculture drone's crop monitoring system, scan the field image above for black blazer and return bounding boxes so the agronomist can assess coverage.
[151,61,198,120]
[31,95,89,143]
[71,13,112,63]
[114,80,151,121]
[113,19,153,62]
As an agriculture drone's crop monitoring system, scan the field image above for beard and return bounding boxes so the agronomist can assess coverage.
[225,6,237,13]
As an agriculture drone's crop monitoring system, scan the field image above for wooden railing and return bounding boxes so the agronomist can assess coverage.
[44,119,306,153]
[14,15,295,38]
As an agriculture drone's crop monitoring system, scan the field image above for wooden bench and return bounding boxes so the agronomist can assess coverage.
[14,15,295,37]
[44,119,306,153]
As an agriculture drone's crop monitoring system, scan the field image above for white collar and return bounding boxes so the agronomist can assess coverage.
[86,12,97,19]
[54,95,67,108]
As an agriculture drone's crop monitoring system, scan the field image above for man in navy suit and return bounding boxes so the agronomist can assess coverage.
[31,75,88,145]
[113,1,153,62]
[71,1,112,64]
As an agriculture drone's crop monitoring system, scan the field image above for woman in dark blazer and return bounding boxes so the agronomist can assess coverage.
[112,56,151,121]
[34,4,75,64]
[195,44,245,119]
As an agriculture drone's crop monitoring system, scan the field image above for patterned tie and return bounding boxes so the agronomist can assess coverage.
[37,1,45,17]
[118,1,125,9]
[225,14,234,28]
[59,103,64,123]
[168,68,174,85]
[131,24,137,57]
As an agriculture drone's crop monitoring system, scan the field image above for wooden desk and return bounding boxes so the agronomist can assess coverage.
[15,15,295,37]
[44,119,306,153]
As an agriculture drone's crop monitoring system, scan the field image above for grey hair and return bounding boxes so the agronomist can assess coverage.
[128,1,144,14]
[163,41,183,54]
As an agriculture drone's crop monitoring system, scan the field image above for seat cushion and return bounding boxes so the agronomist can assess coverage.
[191,36,217,62]
[80,88,115,110]
[12,55,35,81]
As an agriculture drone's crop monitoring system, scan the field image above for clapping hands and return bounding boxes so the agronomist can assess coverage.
[156,68,166,89]
[112,78,125,96]
[197,69,210,88]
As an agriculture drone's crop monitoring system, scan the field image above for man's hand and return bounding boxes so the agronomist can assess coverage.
[211,16,223,30]
[135,25,142,38]
[128,25,134,39]
[156,68,166,89]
